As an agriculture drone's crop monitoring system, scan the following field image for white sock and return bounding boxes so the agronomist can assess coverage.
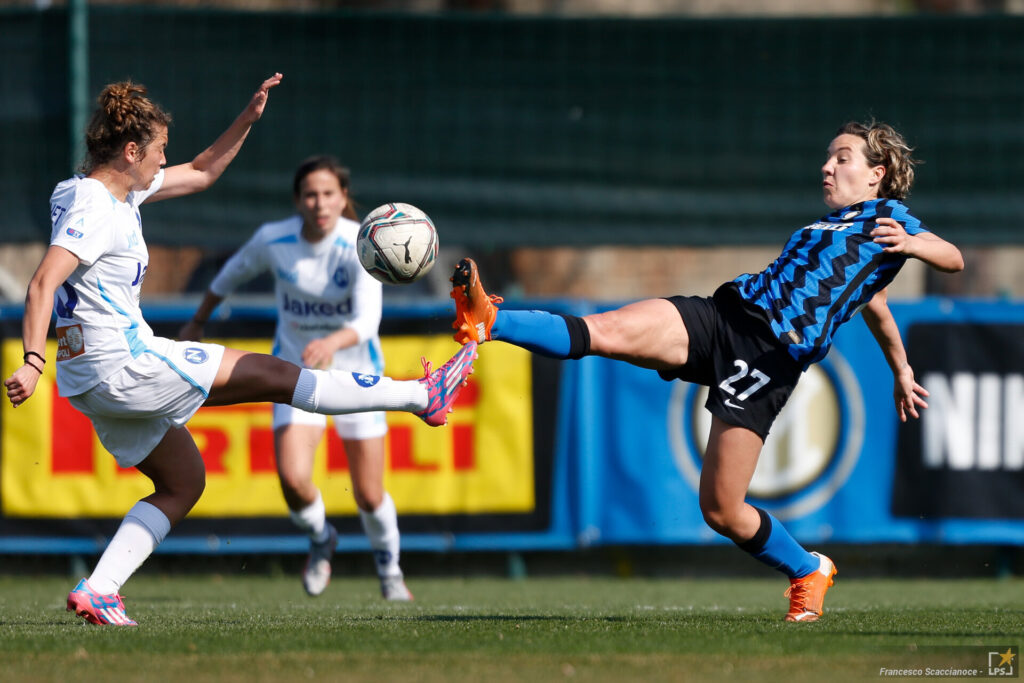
[359,492,402,578]
[88,501,170,595]
[289,490,330,543]
[291,368,427,415]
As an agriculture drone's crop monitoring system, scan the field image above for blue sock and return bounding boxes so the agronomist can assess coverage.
[737,508,819,578]
[492,310,589,359]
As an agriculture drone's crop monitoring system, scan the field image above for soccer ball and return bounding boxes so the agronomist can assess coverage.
[357,203,439,285]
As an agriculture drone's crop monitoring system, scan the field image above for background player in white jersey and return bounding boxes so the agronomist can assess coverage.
[180,156,412,601]
[3,75,476,626]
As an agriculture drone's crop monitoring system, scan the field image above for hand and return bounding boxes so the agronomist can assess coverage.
[242,72,283,124]
[5,364,42,408]
[302,337,338,370]
[871,217,916,256]
[894,364,928,422]
[178,320,204,342]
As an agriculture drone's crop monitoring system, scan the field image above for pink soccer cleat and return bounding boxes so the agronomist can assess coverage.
[66,578,137,626]
[415,341,478,426]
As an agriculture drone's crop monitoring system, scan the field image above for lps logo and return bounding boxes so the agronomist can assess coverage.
[184,347,209,364]
[353,372,380,388]
[667,352,864,520]
[988,648,1016,677]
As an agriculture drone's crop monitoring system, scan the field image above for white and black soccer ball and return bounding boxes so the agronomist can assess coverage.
[357,203,439,285]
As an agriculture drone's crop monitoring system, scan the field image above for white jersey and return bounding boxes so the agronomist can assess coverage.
[48,170,165,397]
[209,215,384,373]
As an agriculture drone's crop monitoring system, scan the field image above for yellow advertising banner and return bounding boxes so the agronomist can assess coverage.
[1,336,533,518]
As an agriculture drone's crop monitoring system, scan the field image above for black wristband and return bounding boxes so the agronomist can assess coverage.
[24,359,43,375]
[24,350,45,365]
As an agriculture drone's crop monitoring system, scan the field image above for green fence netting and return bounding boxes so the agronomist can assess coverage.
[2,8,1022,247]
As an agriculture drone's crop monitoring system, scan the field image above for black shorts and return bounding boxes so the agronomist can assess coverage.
[658,283,803,440]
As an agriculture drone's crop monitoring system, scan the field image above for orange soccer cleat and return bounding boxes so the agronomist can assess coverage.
[783,552,837,622]
[450,258,503,344]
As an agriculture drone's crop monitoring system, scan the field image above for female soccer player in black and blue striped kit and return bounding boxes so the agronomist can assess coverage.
[450,121,964,622]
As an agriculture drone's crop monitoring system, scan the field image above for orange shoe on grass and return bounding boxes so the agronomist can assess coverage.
[450,258,503,344]
[783,552,837,622]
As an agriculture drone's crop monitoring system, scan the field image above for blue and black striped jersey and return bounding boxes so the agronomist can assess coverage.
[732,199,929,368]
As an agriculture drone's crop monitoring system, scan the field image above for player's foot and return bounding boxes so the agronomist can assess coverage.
[415,341,478,427]
[302,523,338,596]
[380,573,414,601]
[66,578,137,626]
[783,552,837,622]
[450,258,503,344]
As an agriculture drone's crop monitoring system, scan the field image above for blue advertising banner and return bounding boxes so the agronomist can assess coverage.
[1,297,1021,554]
[557,298,1024,546]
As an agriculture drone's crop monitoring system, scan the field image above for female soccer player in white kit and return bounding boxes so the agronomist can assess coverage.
[3,75,476,626]
[180,156,412,601]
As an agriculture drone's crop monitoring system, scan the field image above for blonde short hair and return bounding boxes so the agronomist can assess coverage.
[836,121,918,200]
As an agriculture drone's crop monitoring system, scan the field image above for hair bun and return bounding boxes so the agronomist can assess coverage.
[99,81,148,127]
[81,80,171,173]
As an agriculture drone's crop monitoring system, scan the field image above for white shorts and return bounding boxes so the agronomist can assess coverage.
[67,338,225,468]
[272,402,388,440]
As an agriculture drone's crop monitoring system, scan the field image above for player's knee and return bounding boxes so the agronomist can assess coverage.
[181,468,206,510]
[277,468,307,500]
[352,486,383,512]
[584,311,627,355]
[159,470,204,523]
[700,500,743,537]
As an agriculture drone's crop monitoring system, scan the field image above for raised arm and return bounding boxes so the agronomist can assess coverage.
[871,217,965,273]
[861,287,928,422]
[4,246,80,407]
[148,72,283,202]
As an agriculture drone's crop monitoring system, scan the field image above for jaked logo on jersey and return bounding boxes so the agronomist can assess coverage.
[353,372,380,387]
[282,293,352,317]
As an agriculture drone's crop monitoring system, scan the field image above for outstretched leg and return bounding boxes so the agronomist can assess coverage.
[204,343,477,427]
[451,258,688,369]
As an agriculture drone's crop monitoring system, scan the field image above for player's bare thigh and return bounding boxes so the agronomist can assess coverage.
[584,298,690,370]
[206,347,301,406]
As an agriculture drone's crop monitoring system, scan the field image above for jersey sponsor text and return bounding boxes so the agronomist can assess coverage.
[282,292,352,317]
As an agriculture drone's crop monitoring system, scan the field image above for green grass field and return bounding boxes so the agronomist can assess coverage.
[0,575,1020,682]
